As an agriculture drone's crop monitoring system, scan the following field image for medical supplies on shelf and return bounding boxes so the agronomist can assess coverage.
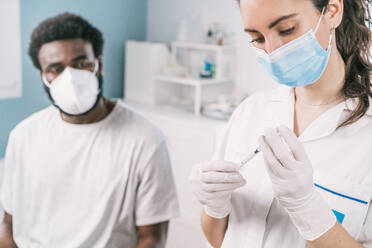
[155,41,236,116]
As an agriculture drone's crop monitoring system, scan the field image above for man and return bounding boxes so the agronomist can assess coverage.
[0,13,179,248]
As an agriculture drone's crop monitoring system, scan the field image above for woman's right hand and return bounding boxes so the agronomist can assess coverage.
[189,161,246,219]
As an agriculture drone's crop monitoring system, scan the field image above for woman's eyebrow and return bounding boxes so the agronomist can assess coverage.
[244,13,298,33]
[268,13,298,29]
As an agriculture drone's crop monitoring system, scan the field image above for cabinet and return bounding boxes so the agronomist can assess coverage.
[124,100,227,248]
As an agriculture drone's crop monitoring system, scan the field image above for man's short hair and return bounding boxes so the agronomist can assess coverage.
[28,12,104,70]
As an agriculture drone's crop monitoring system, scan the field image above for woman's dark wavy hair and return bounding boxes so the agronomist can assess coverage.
[237,0,372,128]
[28,12,104,71]
[312,0,371,128]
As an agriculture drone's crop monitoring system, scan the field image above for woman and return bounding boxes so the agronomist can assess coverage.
[190,0,372,247]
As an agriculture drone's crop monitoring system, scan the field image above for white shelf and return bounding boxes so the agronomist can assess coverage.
[155,74,234,117]
[160,41,236,117]
[155,75,234,86]
[172,41,235,51]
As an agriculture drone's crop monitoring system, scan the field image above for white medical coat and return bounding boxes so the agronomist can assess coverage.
[217,85,372,248]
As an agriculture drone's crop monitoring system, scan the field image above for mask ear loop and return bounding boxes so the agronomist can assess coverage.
[93,59,100,75]
[92,59,103,95]
[327,28,334,49]
[314,7,326,34]
[42,73,51,88]
[314,6,333,52]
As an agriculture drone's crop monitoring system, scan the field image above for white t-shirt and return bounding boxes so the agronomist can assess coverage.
[215,85,372,248]
[1,100,180,248]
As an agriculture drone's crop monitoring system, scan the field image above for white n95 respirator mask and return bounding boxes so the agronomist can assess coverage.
[42,61,101,116]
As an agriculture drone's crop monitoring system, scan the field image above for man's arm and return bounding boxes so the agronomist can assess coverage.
[136,221,168,248]
[0,212,16,248]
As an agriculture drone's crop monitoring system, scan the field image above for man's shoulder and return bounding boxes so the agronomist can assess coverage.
[11,106,56,138]
[113,101,166,146]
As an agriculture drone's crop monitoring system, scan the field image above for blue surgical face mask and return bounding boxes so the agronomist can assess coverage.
[252,8,333,87]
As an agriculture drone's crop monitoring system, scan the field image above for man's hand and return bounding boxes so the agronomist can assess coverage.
[0,212,16,248]
[136,221,168,248]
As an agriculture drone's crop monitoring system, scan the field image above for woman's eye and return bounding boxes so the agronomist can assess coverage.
[250,37,265,44]
[279,27,295,35]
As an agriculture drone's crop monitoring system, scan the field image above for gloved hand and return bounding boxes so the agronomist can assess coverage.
[189,161,246,219]
[259,125,336,241]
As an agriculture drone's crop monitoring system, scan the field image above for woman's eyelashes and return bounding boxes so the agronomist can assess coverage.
[250,27,296,44]
[250,37,265,44]
[279,26,295,35]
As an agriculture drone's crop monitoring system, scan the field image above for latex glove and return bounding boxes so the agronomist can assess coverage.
[189,161,246,219]
[259,126,336,241]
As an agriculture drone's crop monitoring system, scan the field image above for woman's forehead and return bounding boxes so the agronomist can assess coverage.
[240,0,312,16]
[240,0,316,28]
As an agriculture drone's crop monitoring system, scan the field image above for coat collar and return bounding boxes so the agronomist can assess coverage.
[268,85,372,142]
[269,85,372,116]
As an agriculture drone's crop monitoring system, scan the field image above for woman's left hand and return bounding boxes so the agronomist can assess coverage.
[259,125,336,241]
[258,125,314,202]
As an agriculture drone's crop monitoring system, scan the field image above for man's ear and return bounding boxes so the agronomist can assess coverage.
[327,0,343,29]
[97,56,104,76]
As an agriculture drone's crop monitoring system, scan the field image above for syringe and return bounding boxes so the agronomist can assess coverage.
[239,148,260,170]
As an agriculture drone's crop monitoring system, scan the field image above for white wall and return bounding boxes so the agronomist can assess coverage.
[0,0,22,99]
[146,0,277,94]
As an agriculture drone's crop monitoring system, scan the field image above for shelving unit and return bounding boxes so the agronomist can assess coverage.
[155,41,236,116]
[171,41,235,52]
[155,75,234,86]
